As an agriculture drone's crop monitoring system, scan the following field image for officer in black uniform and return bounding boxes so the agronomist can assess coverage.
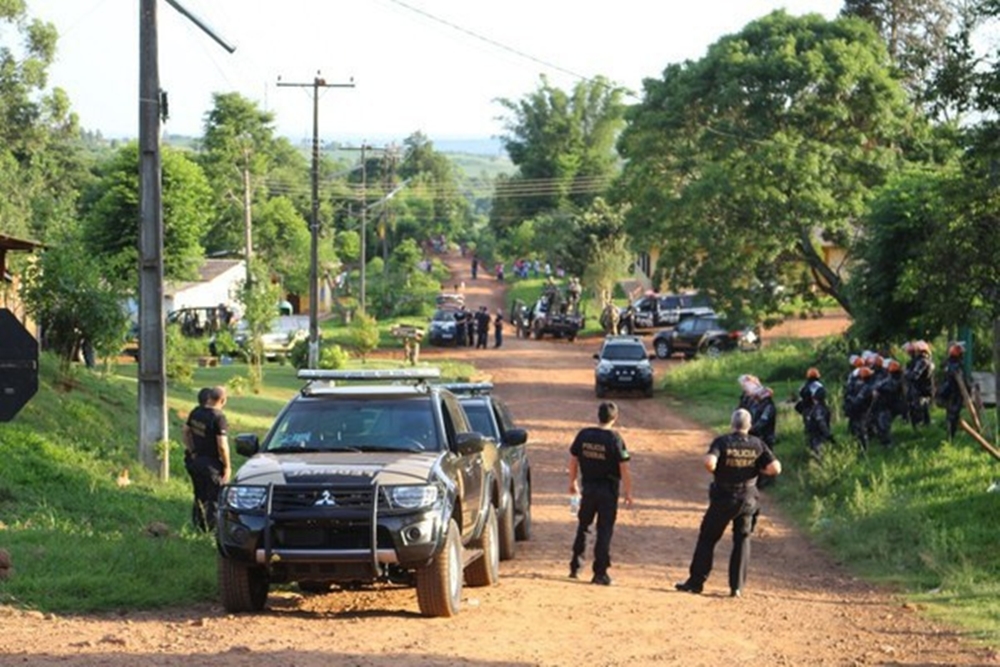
[568,401,634,586]
[675,408,781,597]
[904,340,935,428]
[182,386,231,531]
[936,342,969,440]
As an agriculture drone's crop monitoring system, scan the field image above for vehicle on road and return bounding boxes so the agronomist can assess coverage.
[652,314,761,359]
[234,315,309,361]
[216,368,502,618]
[593,335,655,398]
[528,295,584,341]
[428,308,460,347]
[620,292,713,333]
[441,383,532,561]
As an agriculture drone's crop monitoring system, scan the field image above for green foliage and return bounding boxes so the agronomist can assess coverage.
[617,11,920,320]
[236,261,282,391]
[21,238,130,373]
[661,338,1000,643]
[81,142,213,285]
[349,312,380,362]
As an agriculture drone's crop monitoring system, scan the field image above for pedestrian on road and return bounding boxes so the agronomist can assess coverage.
[493,309,504,348]
[476,306,490,349]
[568,401,633,586]
[182,386,231,532]
[675,408,781,598]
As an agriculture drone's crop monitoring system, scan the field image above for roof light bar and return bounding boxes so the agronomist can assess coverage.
[297,368,442,382]
[440,382,494,395]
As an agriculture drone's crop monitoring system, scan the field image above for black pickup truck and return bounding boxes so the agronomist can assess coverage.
[216,368,502,617]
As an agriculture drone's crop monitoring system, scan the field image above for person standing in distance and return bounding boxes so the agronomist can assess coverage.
[675,408,781,597]
[568,401,634,585]
[182,386,231,532]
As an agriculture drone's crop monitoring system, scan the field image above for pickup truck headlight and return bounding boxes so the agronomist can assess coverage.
[222,485,268,510]
[596,361,613,375]
[388,485,439,509]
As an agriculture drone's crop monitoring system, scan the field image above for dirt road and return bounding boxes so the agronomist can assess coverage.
[0,261,993,666]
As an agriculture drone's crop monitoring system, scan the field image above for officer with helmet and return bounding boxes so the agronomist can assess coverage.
[796,368,833,459]
[871,359,905,448]
[936,342,969,440]
[845,365,876,451]
[904,340,935,428]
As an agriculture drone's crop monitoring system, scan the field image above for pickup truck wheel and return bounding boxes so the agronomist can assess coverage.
[595,383,606,398]
[654,340,671,359]
[465,505,500,587]
[705,342,723,358]
[218,555,269,612]
[416,518,462,617]
[515,489,532,541]
[498,492,516,561]
[568,334,576,342]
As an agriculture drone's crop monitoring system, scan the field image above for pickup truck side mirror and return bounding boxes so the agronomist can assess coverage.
[593,353,600,360]
[235,433,260,457]
[455,431,486,455]
[503,428,528,447]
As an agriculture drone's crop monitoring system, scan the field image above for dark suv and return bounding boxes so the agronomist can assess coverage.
[216,369,502,617]
[652,314,761,359]
[593,335,655,398]
[441,383,532,561]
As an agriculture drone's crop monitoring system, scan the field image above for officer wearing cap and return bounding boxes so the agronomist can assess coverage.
[676,408,781,597]
[936,342,969,440]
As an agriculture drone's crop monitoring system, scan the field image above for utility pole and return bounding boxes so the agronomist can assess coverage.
[138,0,233,480]
[342,143,392,316]
[277,73,354,369]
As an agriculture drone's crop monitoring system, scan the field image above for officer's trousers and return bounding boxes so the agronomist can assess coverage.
[571,479,619,577]
[688,490,758,592]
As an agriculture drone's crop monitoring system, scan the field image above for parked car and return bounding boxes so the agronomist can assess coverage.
[217,368,502,617]
[441,382,532,561]
[652,314,761,359]
[593,335,656,398]
[234,315,309,361]
[620,292,713,333]
[428,308,460,346]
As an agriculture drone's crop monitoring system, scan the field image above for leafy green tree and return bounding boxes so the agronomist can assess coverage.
[0,4,87,243]
[236,259,282,391]
[841,0,955,112]
[617,11,917,319]
[577,199,631,307]
[252,195,312,295]
[81,142,213,286]
[21,239,129,375]
[397,132,470,243]
[200,92,275,256]
[350,312,380,363]
[493,76,626,235]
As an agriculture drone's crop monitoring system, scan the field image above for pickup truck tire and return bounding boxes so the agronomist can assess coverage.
[705,342,723,358]
[416,518,463,617]
[515,488,532,541]
[465,505,500,588]
[498,491,516,561]
[218,555,269,613]
[654,340,672,359]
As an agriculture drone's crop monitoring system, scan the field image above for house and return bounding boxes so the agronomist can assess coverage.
[165,259,246,314]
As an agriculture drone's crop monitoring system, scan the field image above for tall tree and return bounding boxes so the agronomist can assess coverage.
[492,76,626,236]
[841,0,956,112]
[617,11,918,319]
[81,142,213,287]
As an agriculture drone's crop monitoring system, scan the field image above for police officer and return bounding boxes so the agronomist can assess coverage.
[748,386,777,451]
[871,359,905,447]
[455,306,468,349]
[182,386,231,531]
[936,342,969,440]
[845,366,876,451]
[675,408,781,597]
[795,368,823,421]
[904,340,935,428]
[804,383,835,460]
[568,401,633,586]
[475,306,490,349]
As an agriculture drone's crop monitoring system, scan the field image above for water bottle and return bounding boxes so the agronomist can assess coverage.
[569,493,581,514]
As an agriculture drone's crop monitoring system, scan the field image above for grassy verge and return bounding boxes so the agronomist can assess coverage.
[0,354,474,613]
[660,338,1000,645]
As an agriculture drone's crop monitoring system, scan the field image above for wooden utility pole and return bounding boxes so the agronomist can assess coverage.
[138,0,233,479]
[277,73,354,368]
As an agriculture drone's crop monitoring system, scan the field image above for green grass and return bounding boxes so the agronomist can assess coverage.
[0,353,474,613]
[661,339,1000,645]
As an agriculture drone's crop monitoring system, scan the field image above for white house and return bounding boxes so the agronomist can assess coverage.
[165,259,245,314]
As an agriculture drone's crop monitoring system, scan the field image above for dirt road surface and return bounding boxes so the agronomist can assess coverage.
[1,259,994,666]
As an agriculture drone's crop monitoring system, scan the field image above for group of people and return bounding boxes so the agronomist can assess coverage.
[568,401,781,598]
[453,305,504,349]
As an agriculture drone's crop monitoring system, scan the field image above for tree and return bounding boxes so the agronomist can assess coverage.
[0,5,87,243]
[81,142,213,286]
[841,0,956,113]
[350,312,380,363]
[252,195,312,295]
[236,259,282,391]
[493,76,626,236]
[21,239,130,375]
[397,131,471,245]
[616,11,918,319]
[200,92,275,258]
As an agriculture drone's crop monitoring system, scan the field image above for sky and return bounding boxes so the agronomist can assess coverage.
[25,0,844,146]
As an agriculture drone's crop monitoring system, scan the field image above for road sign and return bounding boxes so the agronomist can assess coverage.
[0,308,38,422]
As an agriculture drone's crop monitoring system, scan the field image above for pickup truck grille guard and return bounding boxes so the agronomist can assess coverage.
[252,482,397,577]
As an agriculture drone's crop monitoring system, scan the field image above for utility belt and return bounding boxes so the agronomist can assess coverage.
[710,481,757,498]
